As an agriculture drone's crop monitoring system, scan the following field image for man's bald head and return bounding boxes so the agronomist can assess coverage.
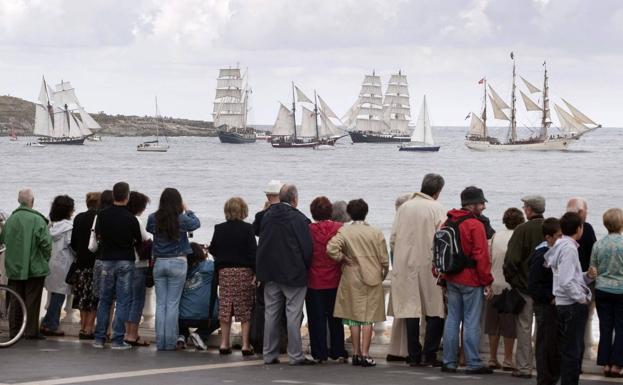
[566,197,588,222]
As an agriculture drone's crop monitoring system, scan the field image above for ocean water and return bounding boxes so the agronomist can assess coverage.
[0,127,621,245]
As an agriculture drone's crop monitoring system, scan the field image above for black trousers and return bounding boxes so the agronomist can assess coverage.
[305,288,347,360]
[557,303,588,385]
[405,316,444,363]
[595,289,623,367]
[8,277,45,338]
[534,302,560,385]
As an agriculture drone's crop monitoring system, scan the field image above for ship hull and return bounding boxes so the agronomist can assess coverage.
[271,140,318,148]
[399,145,440,152]
[218,131,256,144]
[38,136,85,145]
[349,131,410,143]
[465,138,571,151]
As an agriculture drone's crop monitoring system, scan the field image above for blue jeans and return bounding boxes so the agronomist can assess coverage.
[41,292,66,331]
[443,282,484,369]
[154,258,187,350]
[94,260,135,345]
[128,267,148,323]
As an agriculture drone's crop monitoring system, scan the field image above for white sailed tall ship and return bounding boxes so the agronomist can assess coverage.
[213,67,255,144]
[465,54,600,151]
[271,83,344,148]
[399,95,440,152]
[34,77,101,145]
[344,71,411,143]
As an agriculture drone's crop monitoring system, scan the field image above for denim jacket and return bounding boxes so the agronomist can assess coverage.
[146,211,201,257]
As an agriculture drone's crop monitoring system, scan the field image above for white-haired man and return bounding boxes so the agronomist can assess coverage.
[0,189,52,339]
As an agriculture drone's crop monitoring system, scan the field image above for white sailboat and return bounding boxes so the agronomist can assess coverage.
[344,71,412,143]
[34,77,100,145]
[214,67,255,143]
[137,97,169,152]
[399,96,440,152]
[465,54,600,151]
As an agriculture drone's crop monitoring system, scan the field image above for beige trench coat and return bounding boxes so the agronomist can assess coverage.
[327,222,389,323]
[389,192,446,319]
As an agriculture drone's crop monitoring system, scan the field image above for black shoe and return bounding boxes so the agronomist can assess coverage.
[241,349,255,356]
[352,355,362,366]
[361,356,376,367]
[511,371,532,379]
[422,359,443,367]
[386,354,406,362]
[264,358,280,365]
[25,333,46,340]
[465,367,494,375]
[441,365,457,373]
[290,358,316,366]
[219,348,232,355]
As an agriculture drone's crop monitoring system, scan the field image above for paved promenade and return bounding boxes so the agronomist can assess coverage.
[0,338,616,385]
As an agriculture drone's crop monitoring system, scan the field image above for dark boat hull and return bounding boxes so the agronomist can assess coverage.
[271,137,338,148]
[349,131,410,143]
[218,131,257,144]
[38,136,85,145]
[399,145,440,152]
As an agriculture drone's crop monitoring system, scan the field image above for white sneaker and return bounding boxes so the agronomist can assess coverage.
[92,341,105,349]
[111,342,132,350]
[176,335,186,350]
[189,332,207,350]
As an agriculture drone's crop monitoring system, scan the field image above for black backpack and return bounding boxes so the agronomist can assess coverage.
[433,214,477,274]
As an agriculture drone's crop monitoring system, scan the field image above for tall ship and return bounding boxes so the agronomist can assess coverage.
[34,77,101,145]
[270,83,343,148]
[465,53,601,151]
[343,71,411,143]
[213,67,255,143]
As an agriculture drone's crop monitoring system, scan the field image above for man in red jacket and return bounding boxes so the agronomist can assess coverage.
[441,186,494,374]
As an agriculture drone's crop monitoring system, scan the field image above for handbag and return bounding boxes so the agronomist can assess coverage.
[136,239,153,261]
[145,258,155,288]
[65,262,79,285]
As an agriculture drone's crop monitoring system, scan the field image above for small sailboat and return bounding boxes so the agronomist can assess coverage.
[26,142,46,148]
[399,96,440,152]
[137,97,169,152]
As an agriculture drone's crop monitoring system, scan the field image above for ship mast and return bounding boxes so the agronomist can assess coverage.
[313,89,319,141]
[510,52,517,142]
[482,78,488,138]
[155,96,160,145]
[291,81,297,141]
[540,61,550,140]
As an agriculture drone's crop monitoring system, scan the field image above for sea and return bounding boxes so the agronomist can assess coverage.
[0,127,621,245]
[1,127,620,342]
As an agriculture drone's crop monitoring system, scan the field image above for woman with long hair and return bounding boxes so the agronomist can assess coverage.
[147,188,200,351]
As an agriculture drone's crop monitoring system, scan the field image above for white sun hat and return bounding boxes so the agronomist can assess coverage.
[264,180,284,195]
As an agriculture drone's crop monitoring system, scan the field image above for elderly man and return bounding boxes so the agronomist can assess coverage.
[253,180,283,236]
[390,174,446,367]
[0,188,52,339]
[503,195,546,379]
[256,184,314,365]
[566,197,597,364]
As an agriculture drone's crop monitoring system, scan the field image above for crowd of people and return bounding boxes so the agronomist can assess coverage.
[0,175,622,384]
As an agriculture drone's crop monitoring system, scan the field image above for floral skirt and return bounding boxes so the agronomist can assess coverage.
[72,267,98,311]
[342,319,373,327]
[218,267,255,323]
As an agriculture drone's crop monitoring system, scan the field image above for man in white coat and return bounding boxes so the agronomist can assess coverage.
[390,173,446,367]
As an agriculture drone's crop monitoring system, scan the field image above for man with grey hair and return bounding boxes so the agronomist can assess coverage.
[390,173,446,366]
[0,188,52,339]
[256,183,314,365]
[503,194,546,379]
[566,197,597,365]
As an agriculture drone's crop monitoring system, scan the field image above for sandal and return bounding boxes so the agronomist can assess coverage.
[219,347,232,355]
[488,360,502,369]
[242,349,255,356]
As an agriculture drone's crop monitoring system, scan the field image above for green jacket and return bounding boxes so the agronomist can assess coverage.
[503,216,544,292]
[0,205,52,280]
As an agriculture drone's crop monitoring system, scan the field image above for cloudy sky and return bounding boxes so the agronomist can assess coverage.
[1,0,622,127]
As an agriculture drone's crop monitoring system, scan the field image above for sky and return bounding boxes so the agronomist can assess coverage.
[1,0,622,127]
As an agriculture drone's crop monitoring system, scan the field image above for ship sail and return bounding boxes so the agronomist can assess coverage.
[410,96,434,145]
[520,90,542,111]
[213,67,247,130]
[468,113,486,137]
[318,110,341,138]
[271,103,294,136]
[554,104,589,135]
[299,106,317,138]
[382,71,411,134]
[488,85,510,110]
[295,86,313,104]
[489,93,510,121]
[520,76,541,94]
[318,95,338,120]
[351,73,385,132]
[561,98,598,126]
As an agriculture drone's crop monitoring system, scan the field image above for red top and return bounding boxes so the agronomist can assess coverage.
[308,220,343,289]
[443,209,494,288]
